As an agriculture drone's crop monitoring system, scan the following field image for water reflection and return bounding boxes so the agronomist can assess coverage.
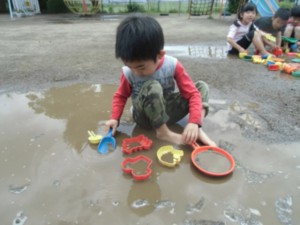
[26,84,117,152]
[164,45,227,58]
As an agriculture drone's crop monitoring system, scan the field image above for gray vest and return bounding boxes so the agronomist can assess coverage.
[122,55,178,100]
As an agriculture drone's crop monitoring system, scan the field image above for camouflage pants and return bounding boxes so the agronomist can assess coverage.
[132,80,209,129]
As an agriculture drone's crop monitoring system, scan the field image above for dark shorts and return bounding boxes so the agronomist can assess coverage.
[228,30,255,55]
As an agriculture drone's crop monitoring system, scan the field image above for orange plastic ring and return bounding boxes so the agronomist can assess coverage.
[191,146,235,177]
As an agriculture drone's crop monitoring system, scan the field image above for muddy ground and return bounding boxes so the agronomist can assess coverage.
[0,13,300,225]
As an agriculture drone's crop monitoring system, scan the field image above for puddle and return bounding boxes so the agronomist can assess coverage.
[0,83,300,224]
[164,45,227,58]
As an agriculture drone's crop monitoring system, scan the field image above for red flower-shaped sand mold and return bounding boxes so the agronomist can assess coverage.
[122,135,153,154]
[122,155,152,181]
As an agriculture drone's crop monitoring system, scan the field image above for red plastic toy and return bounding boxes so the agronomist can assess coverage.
[268,64,280,71]
[122,135,153,154]
[287,52,298,57]
[272,48,283,57]
[122,155,152,181]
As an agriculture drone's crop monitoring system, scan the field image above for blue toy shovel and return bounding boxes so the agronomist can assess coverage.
[97,128,116,154]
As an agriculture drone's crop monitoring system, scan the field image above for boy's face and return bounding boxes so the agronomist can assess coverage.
[291,16,300,26]
[124,51,165,77]
[272,17,287,30]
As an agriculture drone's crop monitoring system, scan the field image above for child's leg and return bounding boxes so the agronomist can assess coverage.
[250,31,269,55]
[284,24,294,38]
[294,27,300,42]
[132,80,183,145]
[165,80,216,146]
[194,81,216,146]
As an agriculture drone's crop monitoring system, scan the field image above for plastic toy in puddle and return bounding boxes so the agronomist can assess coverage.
[239,52,248,59]
[291,58,300,63]
[282,36,298,44]
[97,128,116,154]
[122,155,152,181]
[273,57,285,63]
[265,34,276,42]
[290,43,298,52]
[266,61,275,66]
[272,47,283,57]
[190,142,235,177]
[87,130,102,144]
[268,64,280,71]
[287,52,298,57]
[292,71,300,77]
[252,56,263,64]
[282,63,297,74]
[157,145,184,168]
[122,135,153,154]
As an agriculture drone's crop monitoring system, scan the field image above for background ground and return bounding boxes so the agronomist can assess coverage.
[1,13,299,143]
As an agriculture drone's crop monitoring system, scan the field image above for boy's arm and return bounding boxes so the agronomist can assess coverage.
[276,31,282,47]
[111,73,132,121]
[174,61,202,126]
[284,24,293,37]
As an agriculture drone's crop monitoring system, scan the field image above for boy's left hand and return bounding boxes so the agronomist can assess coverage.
[182,123,198,144]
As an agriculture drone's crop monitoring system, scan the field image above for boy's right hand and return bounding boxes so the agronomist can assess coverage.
[105,119,118,135]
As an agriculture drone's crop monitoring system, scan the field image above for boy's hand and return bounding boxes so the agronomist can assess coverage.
[182,123,199,144]
[105,119,118,135]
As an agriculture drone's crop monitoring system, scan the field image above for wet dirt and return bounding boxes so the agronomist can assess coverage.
[1,13,300,225]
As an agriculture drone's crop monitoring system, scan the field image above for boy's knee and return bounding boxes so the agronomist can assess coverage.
[195,80,209,94]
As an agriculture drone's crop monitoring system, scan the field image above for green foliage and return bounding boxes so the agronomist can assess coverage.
[127,2,145,12]
[47,0,69,13]
[227,0,238,14]
[169,9,178,13]
[278,1,293,9]
[108,5,114,13]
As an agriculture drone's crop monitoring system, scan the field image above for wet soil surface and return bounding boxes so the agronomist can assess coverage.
[1,14,300,225]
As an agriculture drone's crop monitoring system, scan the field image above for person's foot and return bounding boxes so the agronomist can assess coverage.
[156,124,184,145]
[156,130,183,145]
[198,128,217,147]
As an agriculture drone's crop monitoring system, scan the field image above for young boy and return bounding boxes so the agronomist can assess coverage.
[254,8,290,51]
[284,5,300,50]
[104,14,216,146]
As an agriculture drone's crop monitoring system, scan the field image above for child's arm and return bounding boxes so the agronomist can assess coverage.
[174,61,202,144]
[227,37,247,52]
[227,24,247,53]
[284,24,294,37]
[174,62,202,126]
[276,31,282,48]
[105,73,131,134]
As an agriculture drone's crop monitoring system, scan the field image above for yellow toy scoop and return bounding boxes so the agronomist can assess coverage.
[88,130,102,144]
[157,145,184,167]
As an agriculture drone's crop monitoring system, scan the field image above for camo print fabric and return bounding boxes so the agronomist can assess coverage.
[132,80,209,129]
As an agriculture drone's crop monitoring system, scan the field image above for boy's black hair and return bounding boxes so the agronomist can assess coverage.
[115,14,164,62]
[274,8,290,21]
[291,5,300,18]
[237,2,257,20]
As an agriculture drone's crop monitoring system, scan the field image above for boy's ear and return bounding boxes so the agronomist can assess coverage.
[158,50,166,59]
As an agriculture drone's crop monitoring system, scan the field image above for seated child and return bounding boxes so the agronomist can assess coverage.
[284,5,300,51]
[227,3,270,55]
[104,14,216,146]
[254,8,290,52]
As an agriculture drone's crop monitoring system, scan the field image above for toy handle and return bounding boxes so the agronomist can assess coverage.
[191,142,200,149]
[108,128,113,137]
